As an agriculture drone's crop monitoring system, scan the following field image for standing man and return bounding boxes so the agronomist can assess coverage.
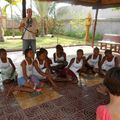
[19,8,38,53]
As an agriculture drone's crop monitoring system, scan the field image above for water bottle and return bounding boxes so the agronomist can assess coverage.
[77,74,81,86]
[0,71,4,91]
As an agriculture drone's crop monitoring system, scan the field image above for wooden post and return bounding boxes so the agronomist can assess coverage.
[22,0,26,18]
[92,8,99,48]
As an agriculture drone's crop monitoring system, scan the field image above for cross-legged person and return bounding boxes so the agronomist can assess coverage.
[52,44,68,76]
[100,49,119,77]
[86,47,102,76]
[58,49,86,83]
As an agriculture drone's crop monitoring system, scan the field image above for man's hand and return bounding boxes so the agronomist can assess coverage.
[19,23,25,32]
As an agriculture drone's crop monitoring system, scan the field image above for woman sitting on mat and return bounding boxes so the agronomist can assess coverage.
[39,48,52,68]
[33,50,57,88]
[0,48,17,83]
[7,48,40,96]
[100,49,119,77]
[52,44,68,75]
[58,49,86,83]
[86,47,102,75]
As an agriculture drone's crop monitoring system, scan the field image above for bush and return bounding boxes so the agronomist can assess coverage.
[89,32,103,41]
[63,30,103,41]
[4,29,22,36]
[64,31,86,39]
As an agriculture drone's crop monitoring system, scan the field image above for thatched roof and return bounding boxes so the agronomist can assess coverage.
[37,0,120,8]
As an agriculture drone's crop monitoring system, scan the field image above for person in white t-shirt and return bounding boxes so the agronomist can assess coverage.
[0,48,17,83]
[58,49,86,83]
[100,49,119,77]
[86,47,102,74]
[19,8,38,53]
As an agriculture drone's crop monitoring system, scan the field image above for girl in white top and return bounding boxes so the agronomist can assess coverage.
[16,48,35,92]
[53,44,66,63]
[33,50,57,88]
[100,49,119,76]
[86,47,102,74]
[52,44,68,77]
[0,48,17,82]
[7,49,40,96]
[64,49,86,83]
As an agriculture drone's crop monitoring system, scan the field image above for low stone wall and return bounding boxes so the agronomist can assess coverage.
[62,18,120,36]
[93,18,120,35]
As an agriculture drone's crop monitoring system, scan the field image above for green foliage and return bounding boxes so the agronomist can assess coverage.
[63,30,102,41]
[112,7,120,11]
[4,29,21,36]
[89,32,103,41]
[2,0,20,16]
[70,19,85,29]
[95,33,103,41]
[64,31,86,39]
[53,21,64,34]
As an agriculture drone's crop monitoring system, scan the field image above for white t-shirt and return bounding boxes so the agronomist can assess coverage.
[87,54,100,68]
[33,59,46,79]
[18,59,33,78]
[102,57,115,71]
[69,58,83,77]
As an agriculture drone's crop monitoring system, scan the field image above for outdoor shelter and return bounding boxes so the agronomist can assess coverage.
[22,0,120,46]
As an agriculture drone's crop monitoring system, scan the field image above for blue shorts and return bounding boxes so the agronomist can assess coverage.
[17,75,42,87]
[30,75,40,85]
[17,77,26,87]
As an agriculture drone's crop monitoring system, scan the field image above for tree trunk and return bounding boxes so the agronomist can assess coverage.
[41,18,45,37]
[0,26,4,42]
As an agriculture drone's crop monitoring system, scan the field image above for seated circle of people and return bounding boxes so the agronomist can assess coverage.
[32,50,57,88]
[100,49,119,77]
[51,44,68,76]
[0,48,17,84]
[86,47,102,75]
[58,49,86,83]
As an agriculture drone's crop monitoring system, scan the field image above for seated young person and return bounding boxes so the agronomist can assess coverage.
[52,44,68,74]
[58,49,86,83]
[17,48,37,92]
[33,50,57,88]
[0,48,17,83]
[7,48,39,96]
[86,47,102,75]
[96,50,119,96]
[39,48,52,68]
[100,49,119,77]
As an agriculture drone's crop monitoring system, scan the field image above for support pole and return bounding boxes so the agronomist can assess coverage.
[22,0,26,18]
[92,7,99,48]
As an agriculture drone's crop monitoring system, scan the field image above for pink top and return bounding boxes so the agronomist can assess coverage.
[96,105,112,120]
